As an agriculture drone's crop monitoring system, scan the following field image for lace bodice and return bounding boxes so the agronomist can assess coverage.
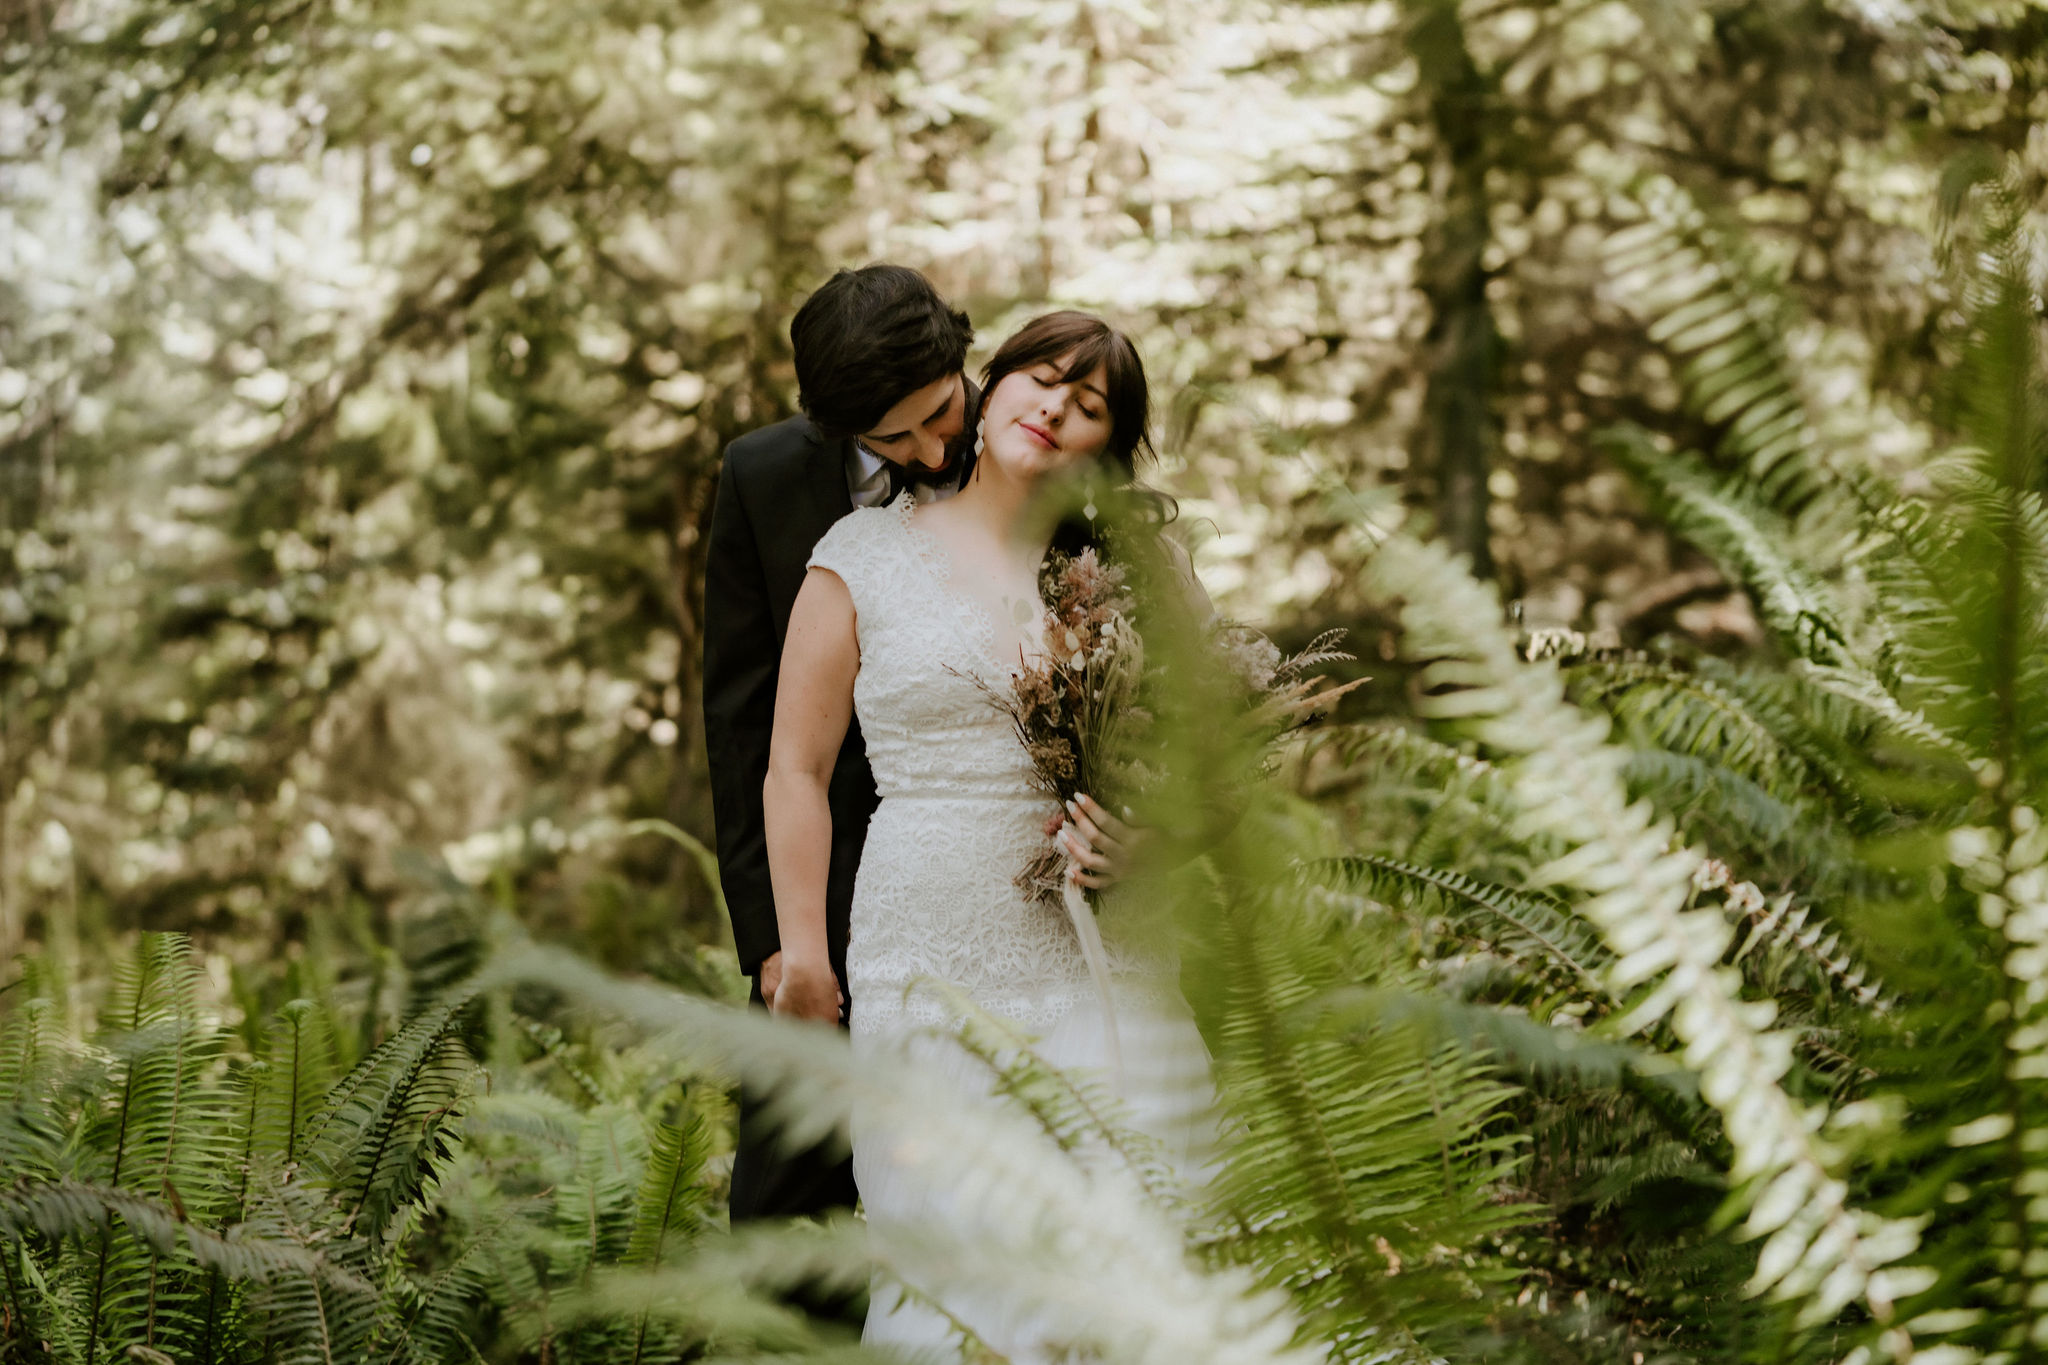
[807,494,1168,1033]
[809,496,1041,803]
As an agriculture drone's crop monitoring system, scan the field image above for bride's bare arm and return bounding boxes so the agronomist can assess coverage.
[763,567,858,1023]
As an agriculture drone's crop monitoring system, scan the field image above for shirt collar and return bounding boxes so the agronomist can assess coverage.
[849,440,888,485]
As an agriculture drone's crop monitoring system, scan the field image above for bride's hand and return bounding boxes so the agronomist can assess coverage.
[1059,794,1147,891]
[771,956,844,1024]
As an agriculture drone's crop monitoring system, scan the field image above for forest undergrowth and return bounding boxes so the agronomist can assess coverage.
[3,159,2046,1364]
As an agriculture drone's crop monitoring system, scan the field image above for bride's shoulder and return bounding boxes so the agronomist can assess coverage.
[807,499,911,578]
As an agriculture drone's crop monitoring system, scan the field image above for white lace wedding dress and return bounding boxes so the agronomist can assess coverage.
[807,492,1216,1359]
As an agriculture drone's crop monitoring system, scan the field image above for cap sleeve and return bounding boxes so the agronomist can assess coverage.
[805,505,890,619]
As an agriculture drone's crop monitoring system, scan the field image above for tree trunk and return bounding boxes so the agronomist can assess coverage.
[1411,0,1499,578]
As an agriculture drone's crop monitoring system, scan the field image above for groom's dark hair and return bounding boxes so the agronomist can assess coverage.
[792,264,974,439]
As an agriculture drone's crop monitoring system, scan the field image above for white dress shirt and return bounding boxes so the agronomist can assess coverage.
[847,441,894,508]
[847,441,966,507]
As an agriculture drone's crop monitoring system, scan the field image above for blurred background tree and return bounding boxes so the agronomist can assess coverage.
[1,0,2041,1027]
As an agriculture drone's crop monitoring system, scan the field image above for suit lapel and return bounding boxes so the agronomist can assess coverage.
[771,423,854,619]
[806,424,855,524]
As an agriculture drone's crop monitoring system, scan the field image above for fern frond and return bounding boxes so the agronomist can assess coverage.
[550,1219,873,1356]
[1301,987,1685,1100]
[296,990,480,1243]
[1308,854,1610,999]
[623,818,730,925]
[73,934,240,1363]
[1567,653,1854,805]
[1364,532,1922,1328]
[623,1114,710,1268]
[1306,722,1513,807]
[1600,426,1851,668]
[251,999,338,1170]
[553,1102,645,1277]
[461,1089,583,1151]
[1184,865,1526,1361]
[1699,865,1891,1013]
[620,1112,713,1364]
[1603,172,1846,521]
[0,1178,372,1295]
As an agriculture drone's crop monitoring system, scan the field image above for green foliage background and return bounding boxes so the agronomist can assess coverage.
[5,0,2048,1361]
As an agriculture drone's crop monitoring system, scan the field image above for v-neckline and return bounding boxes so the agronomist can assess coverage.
[895,495,1050,678]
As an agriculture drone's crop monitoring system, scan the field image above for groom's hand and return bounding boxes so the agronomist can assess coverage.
[758,950,784,1005]
[771,956,844,1024]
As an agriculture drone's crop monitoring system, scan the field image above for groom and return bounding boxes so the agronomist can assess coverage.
[703,264,978,1223]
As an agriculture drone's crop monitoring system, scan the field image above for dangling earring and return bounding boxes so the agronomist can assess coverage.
[972,417,986,460]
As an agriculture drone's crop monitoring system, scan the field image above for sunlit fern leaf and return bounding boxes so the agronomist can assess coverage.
[1603,174,1849,523]
[1307,854,1610,1000]
[1599,426,1852,668]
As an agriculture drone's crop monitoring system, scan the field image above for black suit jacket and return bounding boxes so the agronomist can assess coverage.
[702,396,976,985]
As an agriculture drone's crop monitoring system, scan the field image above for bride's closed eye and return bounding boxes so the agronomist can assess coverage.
[1029,372,1101,420]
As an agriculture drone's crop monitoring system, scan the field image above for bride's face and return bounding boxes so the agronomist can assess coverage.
[979,352,1114,481]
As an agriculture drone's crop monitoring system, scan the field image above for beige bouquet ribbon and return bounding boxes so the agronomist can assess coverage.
[1062,869,1125,1094]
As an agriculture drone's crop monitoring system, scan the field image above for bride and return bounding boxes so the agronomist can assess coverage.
[763,311,1216,1355]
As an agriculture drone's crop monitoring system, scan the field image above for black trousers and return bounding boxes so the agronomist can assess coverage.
[727,975,859,1224]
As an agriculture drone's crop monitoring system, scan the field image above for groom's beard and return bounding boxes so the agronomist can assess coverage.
[895,426,977,490]
[895,455,961,489]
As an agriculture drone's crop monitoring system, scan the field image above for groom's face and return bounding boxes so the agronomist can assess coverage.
[856,372,967,481]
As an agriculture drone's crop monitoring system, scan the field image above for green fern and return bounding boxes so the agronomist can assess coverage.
[1365,532,1921,1333]
[1603,172,1845,521]
[1310,853,1612,1000]
[1178,851,1529,1362]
